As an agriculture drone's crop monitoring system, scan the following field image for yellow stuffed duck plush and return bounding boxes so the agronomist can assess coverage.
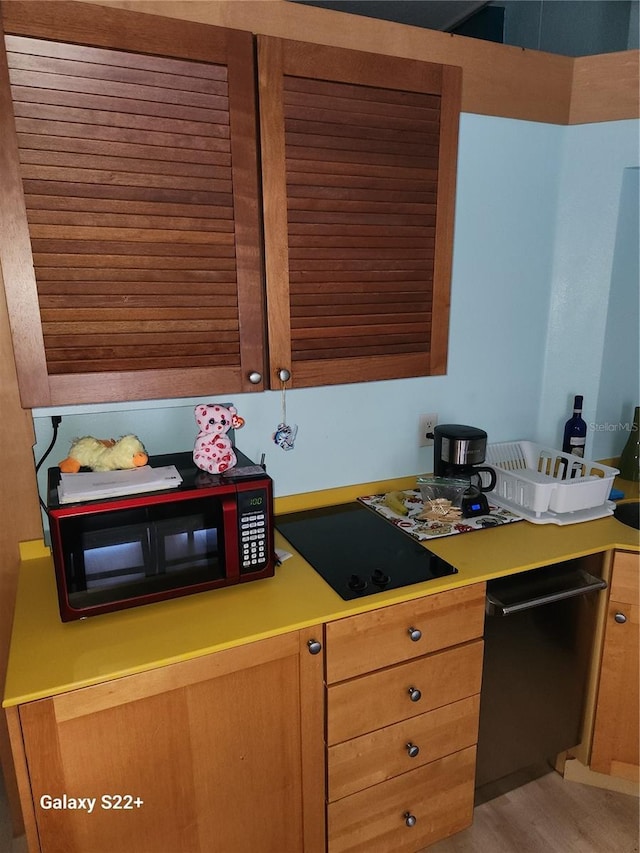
[58,435,148,474]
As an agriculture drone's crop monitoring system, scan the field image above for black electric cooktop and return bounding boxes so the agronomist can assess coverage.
[276,502,457,600]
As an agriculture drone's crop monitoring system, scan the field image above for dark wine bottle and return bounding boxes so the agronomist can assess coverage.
[562,395,587,457]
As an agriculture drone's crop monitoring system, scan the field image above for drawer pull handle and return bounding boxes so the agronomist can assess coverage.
[614,611,627,624]
[407,687,422,703]
[406,742,420,758]
[307,639,322,655]
[404,811,417,828]
[408,627,422,642]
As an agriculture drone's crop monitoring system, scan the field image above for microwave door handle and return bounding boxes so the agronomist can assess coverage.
[222,495,240,582]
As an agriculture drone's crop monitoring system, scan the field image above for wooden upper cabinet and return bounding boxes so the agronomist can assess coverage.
[0,1,265,406]
[258,36,462,389]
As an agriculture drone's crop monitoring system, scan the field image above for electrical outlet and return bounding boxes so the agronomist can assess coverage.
[418,413,438,447]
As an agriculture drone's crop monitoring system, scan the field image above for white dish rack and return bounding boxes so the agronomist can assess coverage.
[485,441,619,525]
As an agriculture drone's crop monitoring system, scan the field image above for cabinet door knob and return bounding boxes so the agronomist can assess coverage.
[614,611,627,624]
[407,687,422,702]
[404,812,417,828]
[407,627,422,642]
[248,371,262,384]
[277,368,291,382]
[307,639,322,655]
[406,742,420,758]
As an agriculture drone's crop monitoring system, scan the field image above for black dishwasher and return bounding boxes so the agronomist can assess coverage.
[475,559,606,804]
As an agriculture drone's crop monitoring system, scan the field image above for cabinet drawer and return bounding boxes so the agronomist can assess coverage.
[327,746,476,853]
[328,694,480,802]
[327,640,483,745]
[325,583,485,684]
[610,550,639,605]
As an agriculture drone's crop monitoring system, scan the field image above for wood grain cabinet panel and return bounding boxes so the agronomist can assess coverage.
[327,746,477,853]
[0,1,266,406]
[258,35,461,390]
[328,694,480,802]
[327,640,483,745]
[9,628,326,853]
[325,582,485,683]
[590,550,639,782]
[2,3,463,404]
[608,549,640,605]
[324,583,485,853]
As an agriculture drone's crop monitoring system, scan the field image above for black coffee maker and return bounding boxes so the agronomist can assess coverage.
[433,424,497,517]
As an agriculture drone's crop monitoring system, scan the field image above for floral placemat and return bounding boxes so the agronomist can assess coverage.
[358,489,523,541]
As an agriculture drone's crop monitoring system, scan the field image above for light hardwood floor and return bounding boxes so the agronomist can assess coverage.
[428,771,639,853]
[1,767,638,852]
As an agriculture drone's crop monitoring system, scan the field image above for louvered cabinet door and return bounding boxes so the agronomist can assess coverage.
[258,36,461,389]
[0,1,265,406]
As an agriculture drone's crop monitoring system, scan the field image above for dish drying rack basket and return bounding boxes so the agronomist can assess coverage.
[485,441,618,522]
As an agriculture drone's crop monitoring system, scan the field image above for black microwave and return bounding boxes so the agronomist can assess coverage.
[46,451,274,621]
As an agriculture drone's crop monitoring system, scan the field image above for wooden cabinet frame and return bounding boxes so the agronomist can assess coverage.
[590,550,639,781]
[5,627,326,853]
[1,2,463,405]
[324,583,484,851]
[258,35,461,388]
[0,0,266,406]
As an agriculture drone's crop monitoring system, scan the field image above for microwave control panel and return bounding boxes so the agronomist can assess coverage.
[238,488,269,570]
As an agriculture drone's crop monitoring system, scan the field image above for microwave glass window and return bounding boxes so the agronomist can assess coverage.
[83,533,147,591]
[59,499,226,609]
[158,516,219,572]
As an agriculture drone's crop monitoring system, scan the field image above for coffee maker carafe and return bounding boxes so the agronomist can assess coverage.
[433,424,496,515]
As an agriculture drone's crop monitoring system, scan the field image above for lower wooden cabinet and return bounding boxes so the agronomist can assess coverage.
[590,550,639,781]
[7,627,325,853]
[7,583,487,853]
[325,583,485,853]
[328,695,480,802]
[327,641,483,745]
[328,746,477,853]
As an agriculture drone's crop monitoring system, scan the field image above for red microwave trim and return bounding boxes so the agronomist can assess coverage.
[47,465,275,621]
[49,478,239,519]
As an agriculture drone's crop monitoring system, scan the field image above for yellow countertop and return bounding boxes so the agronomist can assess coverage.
[4,480,638,708]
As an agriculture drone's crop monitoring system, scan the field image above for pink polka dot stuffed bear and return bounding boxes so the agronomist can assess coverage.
[193,403,245,474]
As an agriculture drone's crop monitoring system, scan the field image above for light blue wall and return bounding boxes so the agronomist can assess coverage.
[31,114,639,528]
[536,120,640,458]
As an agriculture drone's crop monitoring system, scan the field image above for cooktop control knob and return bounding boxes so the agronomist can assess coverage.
[348,574,368,592]
[371,568,390,587]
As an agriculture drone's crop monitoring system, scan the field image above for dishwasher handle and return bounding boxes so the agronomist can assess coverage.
[486,570,607,617]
